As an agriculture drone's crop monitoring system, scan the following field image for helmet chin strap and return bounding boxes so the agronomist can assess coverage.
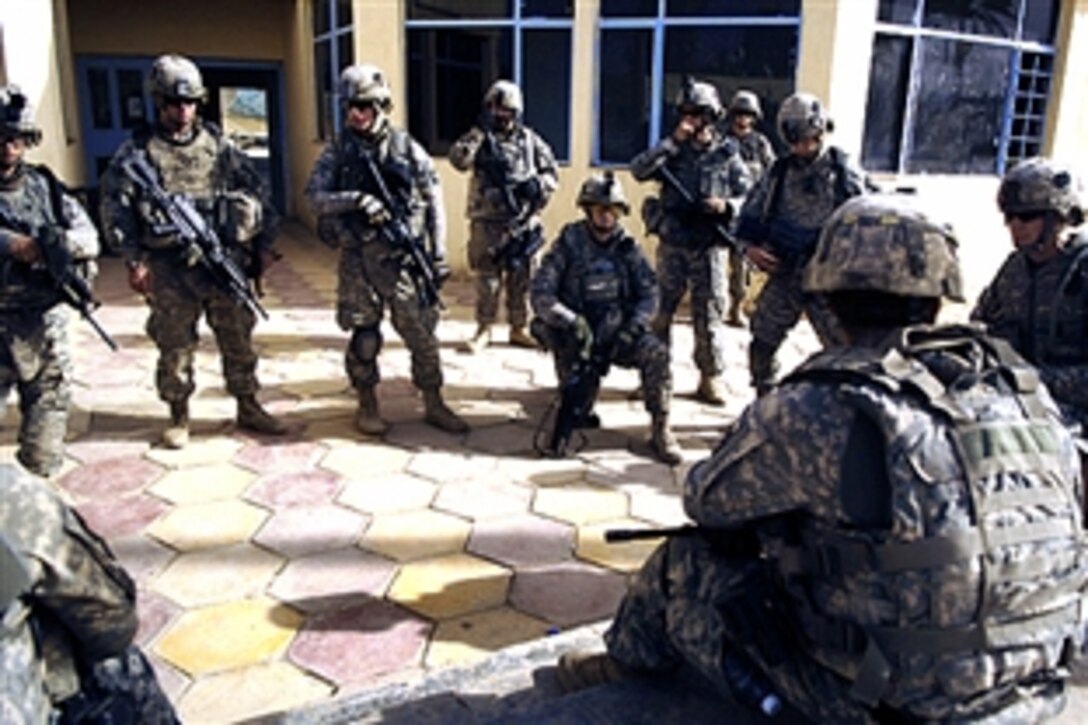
[1026,213,1059,256]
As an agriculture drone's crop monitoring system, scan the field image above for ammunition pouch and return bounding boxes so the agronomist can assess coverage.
[641,196,665,237]
[217,191,262,244]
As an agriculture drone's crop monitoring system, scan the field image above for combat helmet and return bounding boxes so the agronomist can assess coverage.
[728,90,763,121]
[804,195,964,302]
[577,171,630,215]
[997,157,1084,226]
[340,64,393,110]
[147,54,207,106]
[676,77,724,120]
[484,80,523,116]
[777,92,831,144]
[0,86,41,145]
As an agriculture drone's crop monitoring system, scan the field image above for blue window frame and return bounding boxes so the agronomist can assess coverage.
[596,0,800,165]
[863,0,1059,175]
[313,0,354,140]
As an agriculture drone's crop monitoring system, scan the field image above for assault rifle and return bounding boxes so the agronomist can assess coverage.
[545,349,609,457]
[656,164,738,252]
[356,151,443,309]
[119,152,268,320]
[477,128,545,271]
[0,212,117,351]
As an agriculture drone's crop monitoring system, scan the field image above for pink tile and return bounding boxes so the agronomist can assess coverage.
[233,441,327,475]
[254,505,368,558]
[509,562,627,627]
[59,457,166,502]
[136,589,181,647]
[288,600,432,685]
[75,495,169,539]
[244,469,343,509]
[268,548,397,613]
[65,439,152,465]
[467,514,575,567]
[109,535,176,582]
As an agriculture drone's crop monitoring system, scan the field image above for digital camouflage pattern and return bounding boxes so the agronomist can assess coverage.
[630,133,752,378]
[306,125,449,391]
[607,324,1086,723]
[972,231,1088,428]
[997,157,1084,223]
[99,120,278,405]
[0,164,99,476]
[726,129,776,185]
[531,220,670,416]
[0,465,176,724]
[449,115,558,330]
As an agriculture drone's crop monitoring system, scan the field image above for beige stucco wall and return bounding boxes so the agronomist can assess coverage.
[1046,0,1088,173]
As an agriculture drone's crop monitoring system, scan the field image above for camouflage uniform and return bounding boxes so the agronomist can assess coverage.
[602,197,1088,723]
[630,130,751,385]
[0,465,176,723]
[0,87,99,477]
[449,81,558,341]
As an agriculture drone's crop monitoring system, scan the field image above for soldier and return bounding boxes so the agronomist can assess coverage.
[450,80,559,353]
[557,195,1088,722]
[530,173,681,465]
[1,464,177,723]
[99,54,285,449]
[305,64,467,436]
[736,91,865,395]
[723,89,777,327]
[0,85,99,476]
[972,157,1088,429]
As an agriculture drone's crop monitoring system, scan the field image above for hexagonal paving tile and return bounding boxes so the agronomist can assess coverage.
[337,473,436,515]
[497,456,586,488]
[146,437,244,469]
[149,462,257,504]
[75,494,169,539]
[136,589,181,648]
[321,442,412,480]
[425,606,550,669]
[532,485,629,526]
[64,438,151,465]
[289,599,432,687]
[466,513,575,568]
[586,456,679,491]
[155,597,302,676]
[627,485,692,527]
[147,499,269,551]
[384,420,467,450]
[244,468,344,509]
[233,440,327,474]
[176,661,331,725]
[254,505,368,559]
[463,423,537,456]
[110,535,175,583]
[58,457,165,502]
[432,478,533,521]
[576,520,661,573]
[388,553,511,620]
[267,548,397,613]
[360,509,472,562]
[509,561,628,627]
[152,543,284,608]
[405,450,484,483]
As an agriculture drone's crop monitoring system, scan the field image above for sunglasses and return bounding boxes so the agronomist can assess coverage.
[348,100,378,112]
[163,97,199,109]
[1004,210,1047,224]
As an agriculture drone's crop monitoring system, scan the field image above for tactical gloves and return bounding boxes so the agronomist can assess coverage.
[615,320,646,355]
[572,315,594,360]
[357,193,390,226]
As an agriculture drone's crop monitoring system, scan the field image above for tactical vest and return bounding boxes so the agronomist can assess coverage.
[561,223,634,341]
[333,128,423,245]
[0,165,67,309]
[778,325,1087,716]
[469,126,535,220]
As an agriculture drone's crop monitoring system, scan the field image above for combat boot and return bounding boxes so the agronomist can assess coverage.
[461,324,492,354]
[162,400,189,449]
[695,374,727,406]
[422,388,469,433]
[508,325,538,349]
[556,651,629,693]
[236,395,287,435]
[355,386,389,436]
[650,415,682,466]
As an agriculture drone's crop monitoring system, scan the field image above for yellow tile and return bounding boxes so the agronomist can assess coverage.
[360,509,470,561]
[497,456,586,487]
[389,553,511,620]
[146,437,244,469]
[152,543,284,607]
[426,606,549,669]
[322,443,413,479]
[338,474,436,515]
[155,597,302,676]
[628,487,691,527]
[576,520,661,573]
[147,500,268,551]
[176,661,330,725]
[533,485,629,526]
[149,462,257,504]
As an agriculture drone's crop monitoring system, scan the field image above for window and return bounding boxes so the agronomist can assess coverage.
[313,0,354,140]
[406,1,573,160]
[596,0,800,165]
[864,0,1059,174]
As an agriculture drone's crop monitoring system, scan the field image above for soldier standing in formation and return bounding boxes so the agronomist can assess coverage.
[1,464,177,722]
[972,157,1088,430]
[450,80,559,353]
[631,78,752,406]
[99,54,285,449]
[530,173,682,465]
[736,92,865,395]
[0,86,100,476]
[557,194,1088,723]
[305,64,467,436]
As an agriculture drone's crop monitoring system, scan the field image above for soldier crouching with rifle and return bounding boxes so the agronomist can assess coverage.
[530,173,681,465]
[99,54,285,449]
[0,86,105,476]
[305,64,466,436]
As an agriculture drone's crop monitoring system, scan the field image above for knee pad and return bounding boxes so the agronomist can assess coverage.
[350,327,383,363]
